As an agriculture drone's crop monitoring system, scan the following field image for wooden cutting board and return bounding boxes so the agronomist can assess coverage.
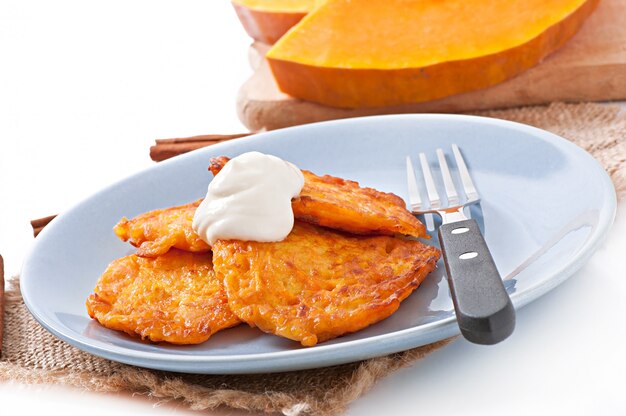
[237,0,626,131]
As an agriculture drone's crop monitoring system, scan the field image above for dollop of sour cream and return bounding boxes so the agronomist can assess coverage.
[192,151,305,245]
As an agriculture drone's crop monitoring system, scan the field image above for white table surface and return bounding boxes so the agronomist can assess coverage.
[1,1,625,415]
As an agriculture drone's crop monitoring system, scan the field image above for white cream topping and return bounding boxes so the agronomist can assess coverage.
[192,151,305,245]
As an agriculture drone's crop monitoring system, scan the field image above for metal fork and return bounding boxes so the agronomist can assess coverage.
[406,145,515,345]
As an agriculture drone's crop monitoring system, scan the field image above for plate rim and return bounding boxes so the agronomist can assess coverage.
[20,113,617,373]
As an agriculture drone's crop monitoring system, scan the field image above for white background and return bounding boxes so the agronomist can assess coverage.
[1,1,625,415]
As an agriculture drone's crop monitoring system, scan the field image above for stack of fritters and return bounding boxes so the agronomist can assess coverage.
[86,157,440,346]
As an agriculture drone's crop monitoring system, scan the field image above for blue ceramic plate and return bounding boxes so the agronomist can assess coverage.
[21,115,616,374]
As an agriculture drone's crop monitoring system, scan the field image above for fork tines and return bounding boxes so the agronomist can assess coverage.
[406,144,479,214]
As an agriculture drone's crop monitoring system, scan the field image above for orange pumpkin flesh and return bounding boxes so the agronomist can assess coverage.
[266,0,600,108]
[232,0,315,44]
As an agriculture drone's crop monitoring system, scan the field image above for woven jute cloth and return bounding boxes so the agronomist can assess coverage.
[1,102,625,416]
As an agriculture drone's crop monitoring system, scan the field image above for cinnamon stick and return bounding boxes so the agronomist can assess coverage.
[31,214,57,237]
[150,133,251,162]
[31,132,251,236]
[1,254,4,357]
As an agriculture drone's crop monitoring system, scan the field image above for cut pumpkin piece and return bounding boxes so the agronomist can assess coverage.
[232,0,317,44]
[266,0,600,108]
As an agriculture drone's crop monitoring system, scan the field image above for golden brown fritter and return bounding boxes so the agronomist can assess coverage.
[209,156,427,238]
[114,157,426,258]
[86,249,240,344]
[114,199,210,257]
[212,221,440,347]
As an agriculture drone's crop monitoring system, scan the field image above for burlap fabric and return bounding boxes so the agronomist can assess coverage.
[1,102,624,415]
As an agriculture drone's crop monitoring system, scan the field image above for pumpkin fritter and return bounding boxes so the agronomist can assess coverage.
[212,221,440,347]
[86,249,240,344]
[209,156,427,238]
[114,157,426,259]
[114,199,210,257]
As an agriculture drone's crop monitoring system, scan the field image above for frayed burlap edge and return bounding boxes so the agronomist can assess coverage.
[0,340,452,416]
[2,102,625,415]
[0,277,454,416]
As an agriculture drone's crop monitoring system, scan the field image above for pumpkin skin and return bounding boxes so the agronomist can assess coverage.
[266,0,600,108]
[231,0,315,44]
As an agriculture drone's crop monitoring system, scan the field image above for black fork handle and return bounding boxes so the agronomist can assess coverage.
[438,219,515,345]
